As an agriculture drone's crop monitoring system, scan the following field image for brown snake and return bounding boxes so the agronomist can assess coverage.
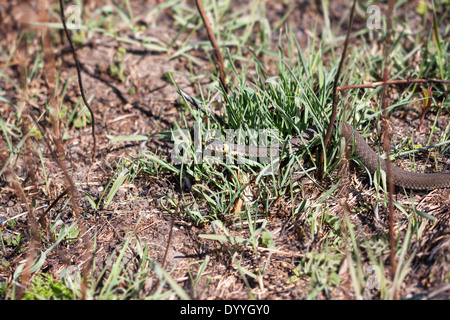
[341,122,449,190]
[180,89,450,190]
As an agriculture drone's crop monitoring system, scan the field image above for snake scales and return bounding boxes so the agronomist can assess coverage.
[341,122,449,190]
[180,90,450,190]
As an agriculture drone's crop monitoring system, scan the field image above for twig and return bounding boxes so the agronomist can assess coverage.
[29,111,94,300]
[337,78,450,91]
[161,198,179,269]
[11,34,40,299]
[59,0,97,162]
[58,3,95,299]
[29,112,80,216]
[42,4,66,160]
[152,196,179,294]
[11,173,38,299]
[194,0,228,93]
[37,188,69,226]
[381,0,397,299]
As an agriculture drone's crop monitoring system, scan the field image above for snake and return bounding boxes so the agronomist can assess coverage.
[180,89,450,190]
[340,122,449,190]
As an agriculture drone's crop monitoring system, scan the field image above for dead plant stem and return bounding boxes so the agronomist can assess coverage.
[194,0,228,93]
[58,0,97,162]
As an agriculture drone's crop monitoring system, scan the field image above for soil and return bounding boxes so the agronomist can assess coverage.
[0,0,448,300]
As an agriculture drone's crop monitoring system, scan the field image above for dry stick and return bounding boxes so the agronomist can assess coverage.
[44,139,92,300]
[3,163,39,299]
[13,34,39,299]
[381,0,397,299]
[30,113,93,300]
[337,78,450,91]
[59,2,95,299]
[195,0,228,93]
[38,188,69,226]
[17,194,37,300]
[43,4,93,299]
[161,201,178,269]
[336,79,450,115]
[42,7,65,160]
[1,152,39,298]
[152,197,179,294]
[29,113,80,218]
[58,0,96,162]
[320,0,357,180]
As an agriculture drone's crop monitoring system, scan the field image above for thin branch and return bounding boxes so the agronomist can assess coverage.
[153,196,180,294]
[195,0,228,93]
[38,188,69,226]
[381,0,397,299]
[59,0,97,162]
[161,202,178,269]
[337,78,450,91]
[29,112,80,217]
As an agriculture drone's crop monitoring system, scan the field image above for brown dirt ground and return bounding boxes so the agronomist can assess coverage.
[0,0,449,300]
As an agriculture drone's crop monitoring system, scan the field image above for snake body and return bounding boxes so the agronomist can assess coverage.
[180,90,449,190]
[341,122,450,190]
[206,122,449,190]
